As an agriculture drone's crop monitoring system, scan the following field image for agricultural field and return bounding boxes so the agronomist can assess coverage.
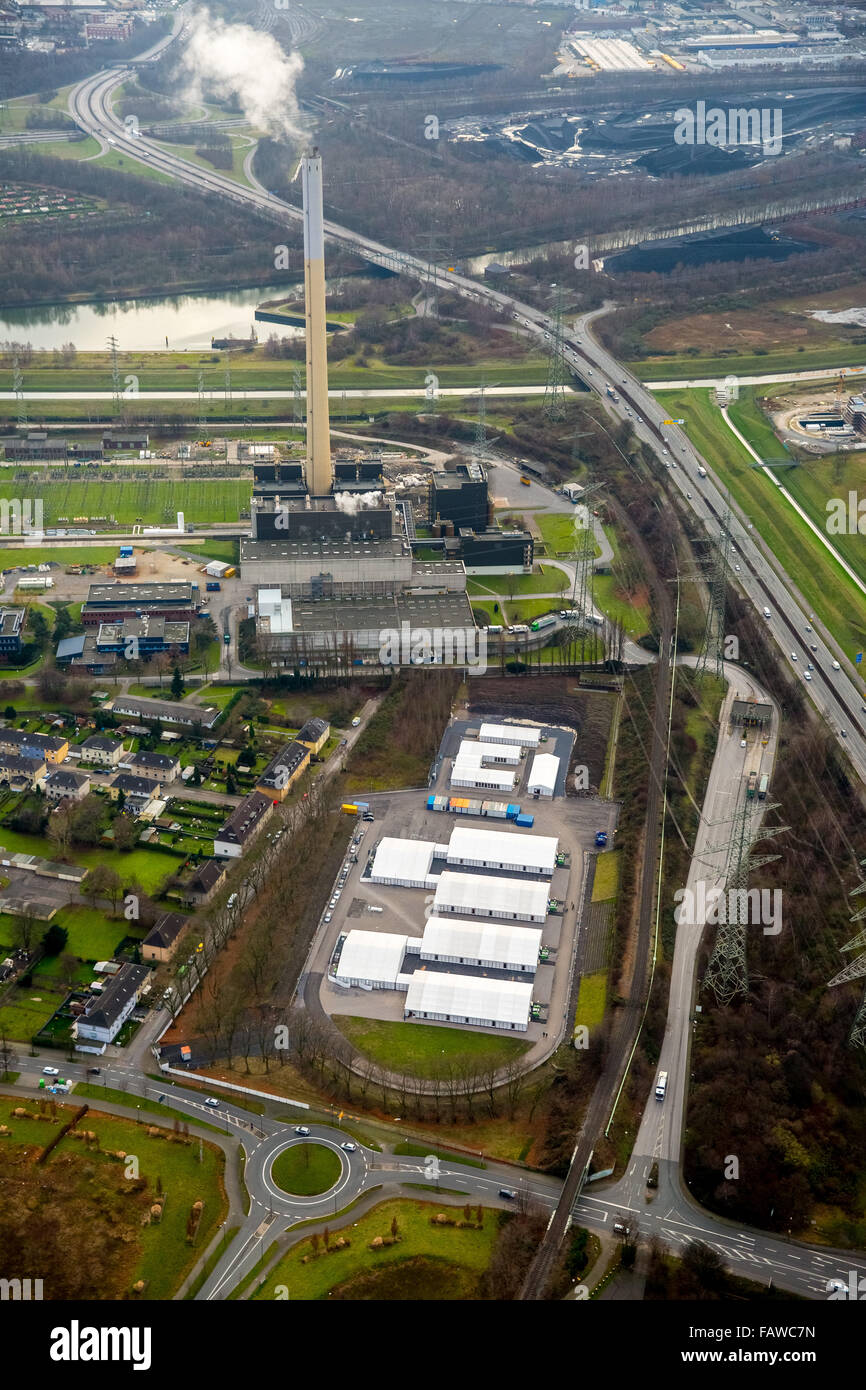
[253,1197,497,1301]
[332,1015,528,1079]
[654,387,866,661]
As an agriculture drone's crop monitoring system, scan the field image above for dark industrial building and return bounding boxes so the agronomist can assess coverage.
[250,495,393,543]
[458,527,534,574]
[0,608,24,659]
[81,583,198,626]
[428,461,489,533]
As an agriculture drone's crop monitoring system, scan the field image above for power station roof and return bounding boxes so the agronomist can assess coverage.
[433,871,549,921]
[446,825,558,874]
[334,930,408,987]
[404,971,533,1028]
[421,917,542,970]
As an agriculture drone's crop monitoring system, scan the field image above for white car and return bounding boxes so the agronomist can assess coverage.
[42,1066,59,1077]
[351,717,361,727]
[295,1125,311,1136]
[734,564,741,572]
[791,652,798,661]
[804,672,812,681]
[204,1097,220,1108]
[341,1141,357,1152]
[740,738,747,748]
[832,660,840,670]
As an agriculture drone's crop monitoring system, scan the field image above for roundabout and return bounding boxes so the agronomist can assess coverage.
[272,1141,342,1197]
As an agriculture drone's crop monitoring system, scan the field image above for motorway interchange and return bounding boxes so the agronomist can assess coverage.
[50,27,866,1301]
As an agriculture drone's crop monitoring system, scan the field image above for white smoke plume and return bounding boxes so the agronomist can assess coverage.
[334,490,383,515]
[178,7,307,143]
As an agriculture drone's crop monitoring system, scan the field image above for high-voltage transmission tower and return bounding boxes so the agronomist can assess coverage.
[543,286,568,421]
[197,371,207,434]
[473,384,488,468]
[11,352,26,432]
[702,798,788,1006]
[292,367,304,427]
[826,865,866,1051]
[416,228,444,321]
[567,437,602,662]
[695,494,733,680]
[108,335,123,420]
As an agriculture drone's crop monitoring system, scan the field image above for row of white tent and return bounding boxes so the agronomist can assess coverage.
[368,824,560,888]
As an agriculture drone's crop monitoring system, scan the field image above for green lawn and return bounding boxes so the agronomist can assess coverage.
[591,850,620,902]
[593,573,651,636]
[466,564,568,597]
[332,1016,528,1079]
[632,347,866,381]
[0,479,251,528]
[0,986,66,1040]
[183,540,240,565]
[654,387,866,662]
[535,512,601,558]
[575,971,607,1031]
[53,905,134,962]
[271,1142,342,1196]
[0,546,118,569]
[253,1198,496,1300]
[0,825,177,896]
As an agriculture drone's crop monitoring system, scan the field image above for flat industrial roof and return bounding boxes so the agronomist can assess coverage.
[447,825,558,874]
[335,930,408,987]
[241,537,404,560]
[288,593,476,635]
[433,871,549,921]
[528,753,560,796]
[421,917,542,970]
[369,837,446,885]
[404,971,533,1028]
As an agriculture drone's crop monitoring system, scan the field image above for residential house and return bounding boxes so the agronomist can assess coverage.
[141,911,189,964]
[0,752,46,789]
[255,740,310,803]
[44,768,91,802]
[75,963,150,1045]
[109,772,162,809]
[296,717,330,755]
[80,734,126,767]
[214,791,274,858]
[129,750,180,784]
[181,859,227,907]
[0,727,68,765]
[105,696,219,731]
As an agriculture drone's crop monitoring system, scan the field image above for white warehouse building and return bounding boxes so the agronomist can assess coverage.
[404,971,533,1031]
[433,870,549,923]
[478,722,542,750]
[450,761,516,793]
[527,752,560,799]
[456,739,521,767]
[446,824,558,877]
[333,930,411,989]
[368,837,447,889]
[421,918,542,974]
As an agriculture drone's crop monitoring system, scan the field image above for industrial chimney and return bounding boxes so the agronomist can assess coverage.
[301,149,333,498]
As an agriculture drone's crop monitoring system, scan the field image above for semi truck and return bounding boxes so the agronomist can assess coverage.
[531,614,557,632]
[747,770,758,799]
[509,624,530,635]
[758,774,769,800]
[605,383,618,402]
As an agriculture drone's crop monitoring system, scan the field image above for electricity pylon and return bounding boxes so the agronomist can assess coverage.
[473,384,488,468]
[12,352,26,431]
[108,335,122,420]
[827,864,866,1051]
[197,371,207,434]
[543,285,568,421]
[703,798,788,1007]
[695,494,732,680]
[292,367,303,427]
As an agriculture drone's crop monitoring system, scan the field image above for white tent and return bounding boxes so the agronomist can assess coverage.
[404,971,533,1031]
[433,871,549,923]
[334,930,408,988]
[456,739,521,767]
[421,917,542,973]
[478,722,542,749]
[368,837,447,888]
[446,824,558,876]
[527,752,559,799]
[450,762,515,792]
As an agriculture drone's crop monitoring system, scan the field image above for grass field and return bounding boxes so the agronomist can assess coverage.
[593,573,651,636]
[535,512,600,558]
[0,825,177,895]
[591,850,620,902]
[271,1142,342,1196]
[0,983,67,1039]
[0,478,251,527]
[253,1197,496,1301]
[631,347,866,381]
[0,546,118,569]
[654,387,866,661]
[52,905,132,963]
[575,971,607,1031]
[332,1016,528,1079]
[183,540,240,565]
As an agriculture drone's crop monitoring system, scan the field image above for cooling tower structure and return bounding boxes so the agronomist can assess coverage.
[301,149,333,497]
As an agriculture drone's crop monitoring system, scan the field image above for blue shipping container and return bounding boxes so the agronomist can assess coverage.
[515,813,535,827]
